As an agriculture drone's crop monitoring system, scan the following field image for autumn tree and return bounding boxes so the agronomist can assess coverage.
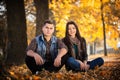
[5,0,27,65]
[0,0,7,61]
[34,0,49,36]
[24,0,49,42]
[100,0,107,56]
[0,0,8,76]
[50,0,120,51]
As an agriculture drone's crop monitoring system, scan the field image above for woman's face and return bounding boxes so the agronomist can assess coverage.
[68,24,76,38]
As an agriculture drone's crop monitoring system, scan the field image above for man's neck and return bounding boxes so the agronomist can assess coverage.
[44,36,52,42]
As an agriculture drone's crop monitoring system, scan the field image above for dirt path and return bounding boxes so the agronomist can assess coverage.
[88,53,120,62]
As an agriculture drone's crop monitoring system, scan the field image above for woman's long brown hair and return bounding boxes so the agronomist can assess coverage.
[63,21,82,55]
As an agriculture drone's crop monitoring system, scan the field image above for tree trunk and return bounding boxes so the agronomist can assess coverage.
[34,0,49,36]
[5,0,27,65]
[100,0,107,56]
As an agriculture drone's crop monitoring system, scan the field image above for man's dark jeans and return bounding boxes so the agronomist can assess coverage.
[25,54,68,74]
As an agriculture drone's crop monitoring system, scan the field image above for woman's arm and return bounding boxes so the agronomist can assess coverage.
[81,37,88,61]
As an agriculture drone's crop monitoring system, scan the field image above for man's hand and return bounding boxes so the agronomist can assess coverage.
[53,48,67,67]
[54,56,61,67]
[33,53,44,65]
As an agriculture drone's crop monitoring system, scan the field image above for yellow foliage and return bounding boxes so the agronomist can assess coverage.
[106,25,119,49]
[102,0,109,3]
[94,0,101,8]
[107,39,118,50]
[49,0,119,49]
[56,20,66,38]
[115,0,120,10]
[26,20,36,44]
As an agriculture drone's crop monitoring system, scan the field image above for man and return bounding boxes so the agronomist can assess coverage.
[25,20,68,74]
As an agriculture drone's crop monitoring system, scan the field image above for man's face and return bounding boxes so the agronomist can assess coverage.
[42,23,54,37]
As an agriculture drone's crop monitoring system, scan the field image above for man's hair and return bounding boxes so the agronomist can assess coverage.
[43,20,54,26]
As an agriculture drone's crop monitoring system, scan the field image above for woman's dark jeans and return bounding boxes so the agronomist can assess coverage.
[65,57,104,72]
[25,54,68,74]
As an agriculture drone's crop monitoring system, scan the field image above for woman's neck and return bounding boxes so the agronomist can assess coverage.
[70,35,76,38]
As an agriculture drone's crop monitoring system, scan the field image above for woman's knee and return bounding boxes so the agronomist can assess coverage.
[67,57,80,67]
[67,57,75,64]
[97,57,104,66]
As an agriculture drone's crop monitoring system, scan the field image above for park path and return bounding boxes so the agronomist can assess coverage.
[88,53,120,62]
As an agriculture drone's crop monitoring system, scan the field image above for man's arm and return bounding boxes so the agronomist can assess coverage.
[27,50,35,57]
[57,48,67,58]
[54,39,68,67]
[26,38,44,65]
[57,38,68,57]
[26,38,37,57]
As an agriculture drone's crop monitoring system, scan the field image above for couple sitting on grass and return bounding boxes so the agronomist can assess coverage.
[25,20,104,74]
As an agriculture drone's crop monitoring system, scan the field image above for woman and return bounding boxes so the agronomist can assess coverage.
[63,21,104,72]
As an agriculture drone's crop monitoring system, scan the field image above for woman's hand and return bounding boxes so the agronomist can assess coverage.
[76,60,85,71]
[84,63,90,71]
[33,53,44,65]
[84,61,90,71]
